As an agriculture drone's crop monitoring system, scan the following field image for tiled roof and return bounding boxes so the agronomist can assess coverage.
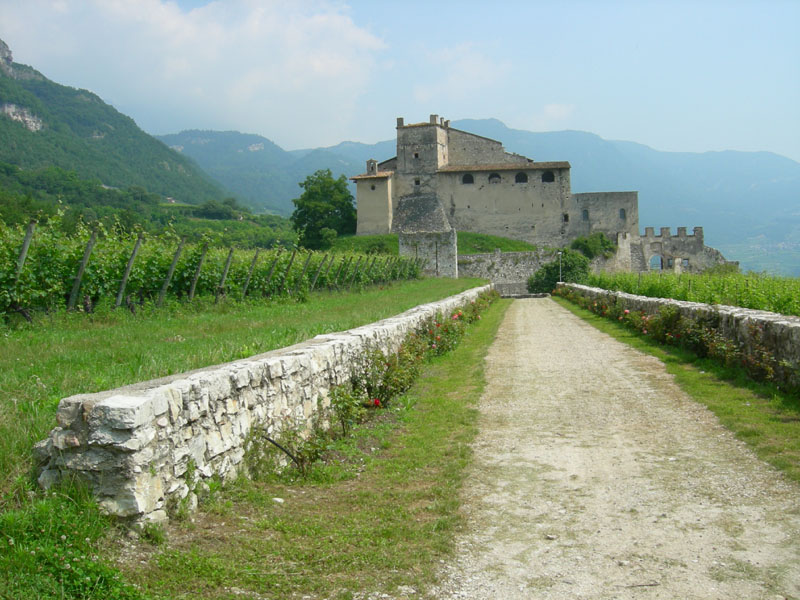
[437,161,570,173]
[350,171,393,180]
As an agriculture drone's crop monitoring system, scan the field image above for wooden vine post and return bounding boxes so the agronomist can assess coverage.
[241,248,261,298]
[14,219,36,285]
[292,251,313,296]
[262,249,283,297]
[309,254,329,292]
[347,256,363,290]
[279,248,297,293]
[215,247,235,303]
[67,227,98,311]
[188,242,209,301]
[115,231,144,308]
[157,237,185,307]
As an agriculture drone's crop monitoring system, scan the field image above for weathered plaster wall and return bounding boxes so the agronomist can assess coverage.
[446,128,526,166]
[438,167,573,245]
[399,230,458,278]
[355,176,393,235]
[458,248,558,283]
[569,192,639,239]
[34,286,490,525]
[562,283,800,387]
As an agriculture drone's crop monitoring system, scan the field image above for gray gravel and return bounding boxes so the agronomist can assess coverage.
[429,298,800,599]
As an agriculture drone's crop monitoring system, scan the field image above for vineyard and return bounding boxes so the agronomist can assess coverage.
[586,271,800,317]
[0,218,421,320]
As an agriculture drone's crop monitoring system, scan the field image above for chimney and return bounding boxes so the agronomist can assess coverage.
[429,114,438,124]
[396,117,404,127]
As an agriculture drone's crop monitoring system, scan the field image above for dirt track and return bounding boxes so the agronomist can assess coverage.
[431,298,800,599]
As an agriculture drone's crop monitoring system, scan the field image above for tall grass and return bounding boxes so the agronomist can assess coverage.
[0,278,486,504]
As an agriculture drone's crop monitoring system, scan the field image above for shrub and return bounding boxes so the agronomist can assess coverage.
[527,250,589,293]
[570,232,616,259]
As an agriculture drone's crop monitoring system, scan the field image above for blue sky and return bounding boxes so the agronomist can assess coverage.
[2,0,798,161]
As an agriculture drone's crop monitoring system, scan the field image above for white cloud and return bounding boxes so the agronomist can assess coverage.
[0,0,385,146]
[411,43,511,105]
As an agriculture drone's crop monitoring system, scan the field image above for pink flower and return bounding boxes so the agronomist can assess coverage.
[624,309,630,314]
[643,329,648,334]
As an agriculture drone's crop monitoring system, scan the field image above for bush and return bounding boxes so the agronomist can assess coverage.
[570,232,616,259]
[527,250,589,293]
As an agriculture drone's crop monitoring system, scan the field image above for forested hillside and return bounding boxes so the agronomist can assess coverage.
[0,39,225,204]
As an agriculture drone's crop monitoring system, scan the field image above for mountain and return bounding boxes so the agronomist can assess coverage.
[0,38,225,204]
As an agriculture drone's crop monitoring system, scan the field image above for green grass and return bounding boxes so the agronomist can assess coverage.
[456,231,539,255]
[0,278,486,504]
[330,234,399,255]
[553,296,800,482]
[119,296,510,598]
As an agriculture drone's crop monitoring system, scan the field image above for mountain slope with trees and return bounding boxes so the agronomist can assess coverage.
[0,38,225,205]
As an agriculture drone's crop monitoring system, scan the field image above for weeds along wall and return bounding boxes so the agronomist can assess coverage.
[34,285,492,526]
[561,283,800,388]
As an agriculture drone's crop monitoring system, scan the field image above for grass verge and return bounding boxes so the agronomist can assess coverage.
[119,298,511,599]
[0,278,485,505]
[553,296,800,482]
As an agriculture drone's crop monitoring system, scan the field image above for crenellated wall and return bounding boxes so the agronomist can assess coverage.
[34,286,491,526]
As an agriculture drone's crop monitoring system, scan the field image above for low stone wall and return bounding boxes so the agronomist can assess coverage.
[562,284,800,386]
[458,248,558,286]
[34,286,492,525]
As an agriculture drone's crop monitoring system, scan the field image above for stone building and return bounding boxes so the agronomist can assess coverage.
[352,115,734,277]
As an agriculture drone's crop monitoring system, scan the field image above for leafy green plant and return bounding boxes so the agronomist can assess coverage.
[570,232,616,259]
[527,249,589,293]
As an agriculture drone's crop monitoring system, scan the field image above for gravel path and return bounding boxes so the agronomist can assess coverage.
[430,298,800,599]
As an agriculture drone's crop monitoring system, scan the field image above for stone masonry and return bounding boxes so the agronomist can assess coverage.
[34,286,492,526]
[562,283,800,388]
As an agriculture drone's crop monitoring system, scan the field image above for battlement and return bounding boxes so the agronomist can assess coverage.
[642,226,703,242]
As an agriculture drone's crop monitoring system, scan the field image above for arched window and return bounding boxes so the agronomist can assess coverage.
[461,173,474,184]
[582,209,589,221]
[488,173,501,184]
[542,171,555,183]
[619,208,626,220]
[515,172,528,183]
[649,255,663,271]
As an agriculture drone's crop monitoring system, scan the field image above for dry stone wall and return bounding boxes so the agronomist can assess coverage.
[34,286,492,526]
[562,283,800,386]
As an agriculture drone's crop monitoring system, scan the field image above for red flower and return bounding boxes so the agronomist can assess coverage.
[436,335,441,341]
[373,398,381,407]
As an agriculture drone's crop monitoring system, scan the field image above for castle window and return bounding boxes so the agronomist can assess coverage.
[542,171,555,183]
[515,172,528,183]
[682,258,690,267]
[619,208,626,220]
[370,184,376,191]
[413,152,419,159]
[462,173,474,184]
[488,173,501,184]
[582,209,589,221]
[414,178,420,186]
[563,213,569,223]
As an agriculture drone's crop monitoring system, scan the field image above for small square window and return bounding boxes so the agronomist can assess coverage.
[414,178,420,186]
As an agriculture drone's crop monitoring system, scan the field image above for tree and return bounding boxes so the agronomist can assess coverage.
[291,169,356,249]
[527,249,589,293]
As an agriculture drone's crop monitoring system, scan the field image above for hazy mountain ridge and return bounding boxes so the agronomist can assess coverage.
[158,121,799,274]
[0,39,225,204]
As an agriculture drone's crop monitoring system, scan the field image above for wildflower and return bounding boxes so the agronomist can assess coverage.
[373,398,381,407]
[60,535,66,541]
[643,329,648,334]
[435,323,441,328]
[431,344,437,349]
[624,309,630,314]
[436,335,441,341]
[7,538,13,546]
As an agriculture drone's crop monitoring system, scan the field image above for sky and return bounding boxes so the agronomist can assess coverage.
[1,0,799,161]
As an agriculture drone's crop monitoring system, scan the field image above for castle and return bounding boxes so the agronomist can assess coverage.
[352,115,733,277]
